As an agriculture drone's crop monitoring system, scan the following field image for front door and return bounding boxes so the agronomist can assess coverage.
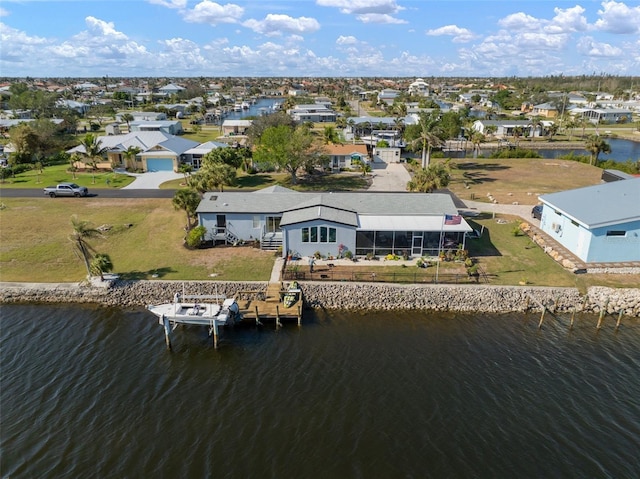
[412,235,423,256]
[216,215,226,234]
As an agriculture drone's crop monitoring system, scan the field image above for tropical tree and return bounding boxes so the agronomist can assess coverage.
[407,162,451,193]
[121,113,134,132]
[194,163,237,192]
[253,124,324,184]
[79,133,108,170]
[172,188,201,229]
[90,253,113,280]
[529,116,543,141]
[122,145,141,171]
[585,135,611,165]
[69,216,103,278]
[322,125,340,145]
[546,123,559,141]
[178,163,193,187]
[406,111,444,169]
[470,131,486,158]
[201,147,243,169]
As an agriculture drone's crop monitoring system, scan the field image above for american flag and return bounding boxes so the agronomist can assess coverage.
[444,214,462,225]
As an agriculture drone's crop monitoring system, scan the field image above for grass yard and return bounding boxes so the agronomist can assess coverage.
[0,198,276,282]
[0,164,135,189]
[448,157,602,206]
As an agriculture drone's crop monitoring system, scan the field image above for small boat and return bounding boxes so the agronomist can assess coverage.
[147,294,240,327]
[283,281,301,308]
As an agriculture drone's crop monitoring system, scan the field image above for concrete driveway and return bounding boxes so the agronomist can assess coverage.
[367,162,411,191]
[121,171,184,189]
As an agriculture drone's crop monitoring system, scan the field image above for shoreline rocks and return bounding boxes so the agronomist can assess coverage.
[1,280,639,317]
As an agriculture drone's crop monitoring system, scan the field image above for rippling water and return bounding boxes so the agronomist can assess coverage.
[1,304,639,478]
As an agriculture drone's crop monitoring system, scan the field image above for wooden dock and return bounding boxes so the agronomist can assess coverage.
[235,281,303,326]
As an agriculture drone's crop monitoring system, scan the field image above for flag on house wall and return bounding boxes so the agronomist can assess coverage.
[444,214,462,225]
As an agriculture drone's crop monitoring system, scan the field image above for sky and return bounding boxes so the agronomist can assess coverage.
[1,0,639,78]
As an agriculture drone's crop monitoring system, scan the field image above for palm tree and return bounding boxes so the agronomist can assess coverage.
[121,113,134,132]
[347,118,356,144]
[546,123,559,141]
[69,215,103,278]
[178,163,193,187]
[529,116,543,141]
[122,146,141,171]
[409,112,444,169]
[470,131,485,158]
[172,188,200,229]
[90,253,113,280]
[79,133,108,171]
[407,161,451,193]
[585,135,611,165]
[322,125,340,145]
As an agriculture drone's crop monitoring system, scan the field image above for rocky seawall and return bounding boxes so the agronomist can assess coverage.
[1,280,639,317]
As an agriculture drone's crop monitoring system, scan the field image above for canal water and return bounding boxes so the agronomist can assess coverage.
[2,304,639,478]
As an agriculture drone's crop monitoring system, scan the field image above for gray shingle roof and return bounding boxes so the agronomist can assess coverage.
[539,178,640,228]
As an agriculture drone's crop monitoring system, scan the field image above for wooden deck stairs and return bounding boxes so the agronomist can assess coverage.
[265,282,283,303]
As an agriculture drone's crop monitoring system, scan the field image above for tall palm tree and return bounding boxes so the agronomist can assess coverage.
[470,131,485,158]
[121,113,134,132]
[79,133,108,170]
[409,112,443,169]
[178,163,193,187]
[69,215,103,278]
[172,188,200,229]
[529,116,543,141]
[585,135,611,165]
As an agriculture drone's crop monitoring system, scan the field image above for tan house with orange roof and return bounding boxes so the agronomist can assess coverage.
[324,144,370,172]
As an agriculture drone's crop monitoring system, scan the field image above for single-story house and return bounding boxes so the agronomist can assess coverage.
[472,119,541,138]
[568,107,633,124]
[183,141,229,170]
[287,104,337,123]
[115,111,167,122]
[324,144,370,172]
[222,119,252,136]
[538,178,640,263]
[129,120,183,135]
[532,102,558,118]
[68,131,200,172]
[158,83,185,95]
[196,187,472,258]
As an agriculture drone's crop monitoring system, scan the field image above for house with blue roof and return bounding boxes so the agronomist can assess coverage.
[195,187,472,258]
[538,178,640,263]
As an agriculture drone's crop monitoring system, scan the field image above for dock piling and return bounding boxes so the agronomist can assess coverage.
[538,307,546,329]
[162,315,172,351]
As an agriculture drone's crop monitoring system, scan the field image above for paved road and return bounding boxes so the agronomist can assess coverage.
[0,188,176,199]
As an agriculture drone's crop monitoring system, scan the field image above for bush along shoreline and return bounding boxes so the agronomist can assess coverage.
[1,280,639,318]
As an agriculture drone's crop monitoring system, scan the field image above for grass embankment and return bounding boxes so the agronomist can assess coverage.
[0,198,275,282]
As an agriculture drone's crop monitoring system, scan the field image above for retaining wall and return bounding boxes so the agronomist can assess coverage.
[1,281,639,317]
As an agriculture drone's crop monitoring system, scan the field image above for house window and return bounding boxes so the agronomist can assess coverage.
[253,216,260,228]
[606,230,626,237]
[302,226,337,243]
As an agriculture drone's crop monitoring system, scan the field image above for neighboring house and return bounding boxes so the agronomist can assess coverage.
[57,99,91,115]
[408,78,430,96]
[377,89,400,106]
[129,120,184,135]
[538,178,640,263]
[196,187,472,258]
[222,119,252,136]
[183,141,229,170]
[568,107,633,124]
[116,111,167,122]
[67,131,200,172]
[472,119,540,138]
[324,144,370,171]
[158,83,185,95]
[287,104,337,123]
[373,147,402,164]
[531,102,558,118]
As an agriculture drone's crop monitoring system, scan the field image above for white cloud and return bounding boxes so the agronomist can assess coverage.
[317,0,404,23]
[243,14,320,36]
[547,5,589,33]
[577,36,623,57]
[0,8,9,17]
[426,25,475,43]
[336,35,357,45]
[356,13,406,24]
[83,16,127,41]
[594,1,640,34]
[147,0,187,9]
[182,1,244,25]
[498,12,543,31]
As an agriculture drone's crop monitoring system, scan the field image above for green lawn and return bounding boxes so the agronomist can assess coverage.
[0,164,135,189]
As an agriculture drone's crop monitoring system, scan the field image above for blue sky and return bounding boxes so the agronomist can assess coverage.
[1,0,639,77]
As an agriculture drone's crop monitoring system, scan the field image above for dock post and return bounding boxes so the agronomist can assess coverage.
[276,305,282,328]
[553,296,560,313]
[538,307,546,329]
[615,310,623,331]
[212,321,219,349]
[524,296,530,313]
[162,315,172,351]
[297,304,302,326]
[570,308,576,329]
[255,305,262,326]
[597,298,609,330]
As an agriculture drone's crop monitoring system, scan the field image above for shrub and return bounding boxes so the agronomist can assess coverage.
[185,225,207,248]
[344,250,353,260]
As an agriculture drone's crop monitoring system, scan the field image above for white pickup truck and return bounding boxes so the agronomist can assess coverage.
[43,183,89,198]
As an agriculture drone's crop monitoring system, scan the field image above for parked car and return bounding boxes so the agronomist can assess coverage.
[44,183,89,198]
[531,205,542,220]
